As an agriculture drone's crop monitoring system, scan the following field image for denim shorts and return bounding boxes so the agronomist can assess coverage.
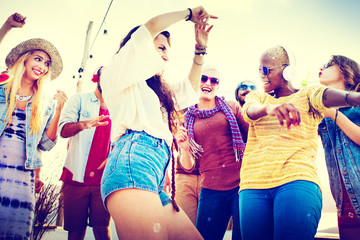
[101,130,171,209]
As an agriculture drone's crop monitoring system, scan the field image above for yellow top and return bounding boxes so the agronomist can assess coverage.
[240,84,329,191]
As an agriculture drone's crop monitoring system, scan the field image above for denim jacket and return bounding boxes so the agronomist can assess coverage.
[318,106,360,220]
[0,87,57,169]
[59,92,101,183]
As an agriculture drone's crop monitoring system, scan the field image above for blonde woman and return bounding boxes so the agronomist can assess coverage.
[0,13,67,239]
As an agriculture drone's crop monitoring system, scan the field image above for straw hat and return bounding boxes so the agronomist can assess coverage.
[5,38,63,80]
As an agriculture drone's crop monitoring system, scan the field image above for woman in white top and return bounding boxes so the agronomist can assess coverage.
[100,7,216,239]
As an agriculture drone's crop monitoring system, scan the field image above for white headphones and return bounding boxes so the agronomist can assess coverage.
[280,45,297,82]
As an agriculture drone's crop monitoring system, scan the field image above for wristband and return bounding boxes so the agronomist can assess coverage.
[195,52,207,55]
[195,44,207,51]
[186,8,192,21]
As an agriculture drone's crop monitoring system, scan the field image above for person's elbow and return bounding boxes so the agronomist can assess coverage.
[59,123,70,138]
[144,20,158,38]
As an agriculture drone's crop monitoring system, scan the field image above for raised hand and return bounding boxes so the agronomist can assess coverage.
[190,6,218,25]
[6,13,26,28]
[195,24,213,48]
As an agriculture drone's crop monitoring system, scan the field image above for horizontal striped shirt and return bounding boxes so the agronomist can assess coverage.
[240,84,328,191]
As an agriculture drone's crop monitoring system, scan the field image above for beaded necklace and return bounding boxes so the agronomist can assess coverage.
[16,94,32,101]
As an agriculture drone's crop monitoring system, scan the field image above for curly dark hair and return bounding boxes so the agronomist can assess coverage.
[118,26,180,211]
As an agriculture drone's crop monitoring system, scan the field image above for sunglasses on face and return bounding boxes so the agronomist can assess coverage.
[201,75,220,86]
[323,60,334,69]
[239,84,256,91]
[259,65,286,76]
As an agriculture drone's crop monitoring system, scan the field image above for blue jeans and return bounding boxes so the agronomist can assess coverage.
[196,187,240,240]
[239,180,322,240]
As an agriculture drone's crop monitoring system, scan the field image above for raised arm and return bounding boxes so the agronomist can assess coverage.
[0,13,26,46]
[188,24,213,91]
[322,88,360,108]
[144,6,217,39]
[322,88,360,144]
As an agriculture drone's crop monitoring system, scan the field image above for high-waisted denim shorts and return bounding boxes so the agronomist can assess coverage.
[101,130,171,209]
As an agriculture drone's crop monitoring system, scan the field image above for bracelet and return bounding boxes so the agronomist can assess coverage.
[195,44,207,51]
[345,92,350,105]
[195,51,207,55]
[185,8,192,21]
[193,58,204,66]
[335,109,339,124]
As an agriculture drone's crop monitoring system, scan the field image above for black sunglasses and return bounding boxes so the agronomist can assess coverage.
[201,75,220,86]
[259,65,286,76]
[323,60,334,69]
[239,84,256,91]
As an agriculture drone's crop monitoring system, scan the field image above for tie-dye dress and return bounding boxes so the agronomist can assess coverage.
[0,107,35,240]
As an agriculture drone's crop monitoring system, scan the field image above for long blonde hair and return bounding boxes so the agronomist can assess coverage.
[3,51,52,134]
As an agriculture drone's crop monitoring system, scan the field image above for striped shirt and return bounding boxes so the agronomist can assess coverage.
[240,84,328,191]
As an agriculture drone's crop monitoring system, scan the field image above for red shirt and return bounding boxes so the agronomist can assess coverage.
[193,101,248,190]
[60,107,111,185]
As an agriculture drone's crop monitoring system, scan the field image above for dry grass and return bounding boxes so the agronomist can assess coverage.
[32,182,63,240]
